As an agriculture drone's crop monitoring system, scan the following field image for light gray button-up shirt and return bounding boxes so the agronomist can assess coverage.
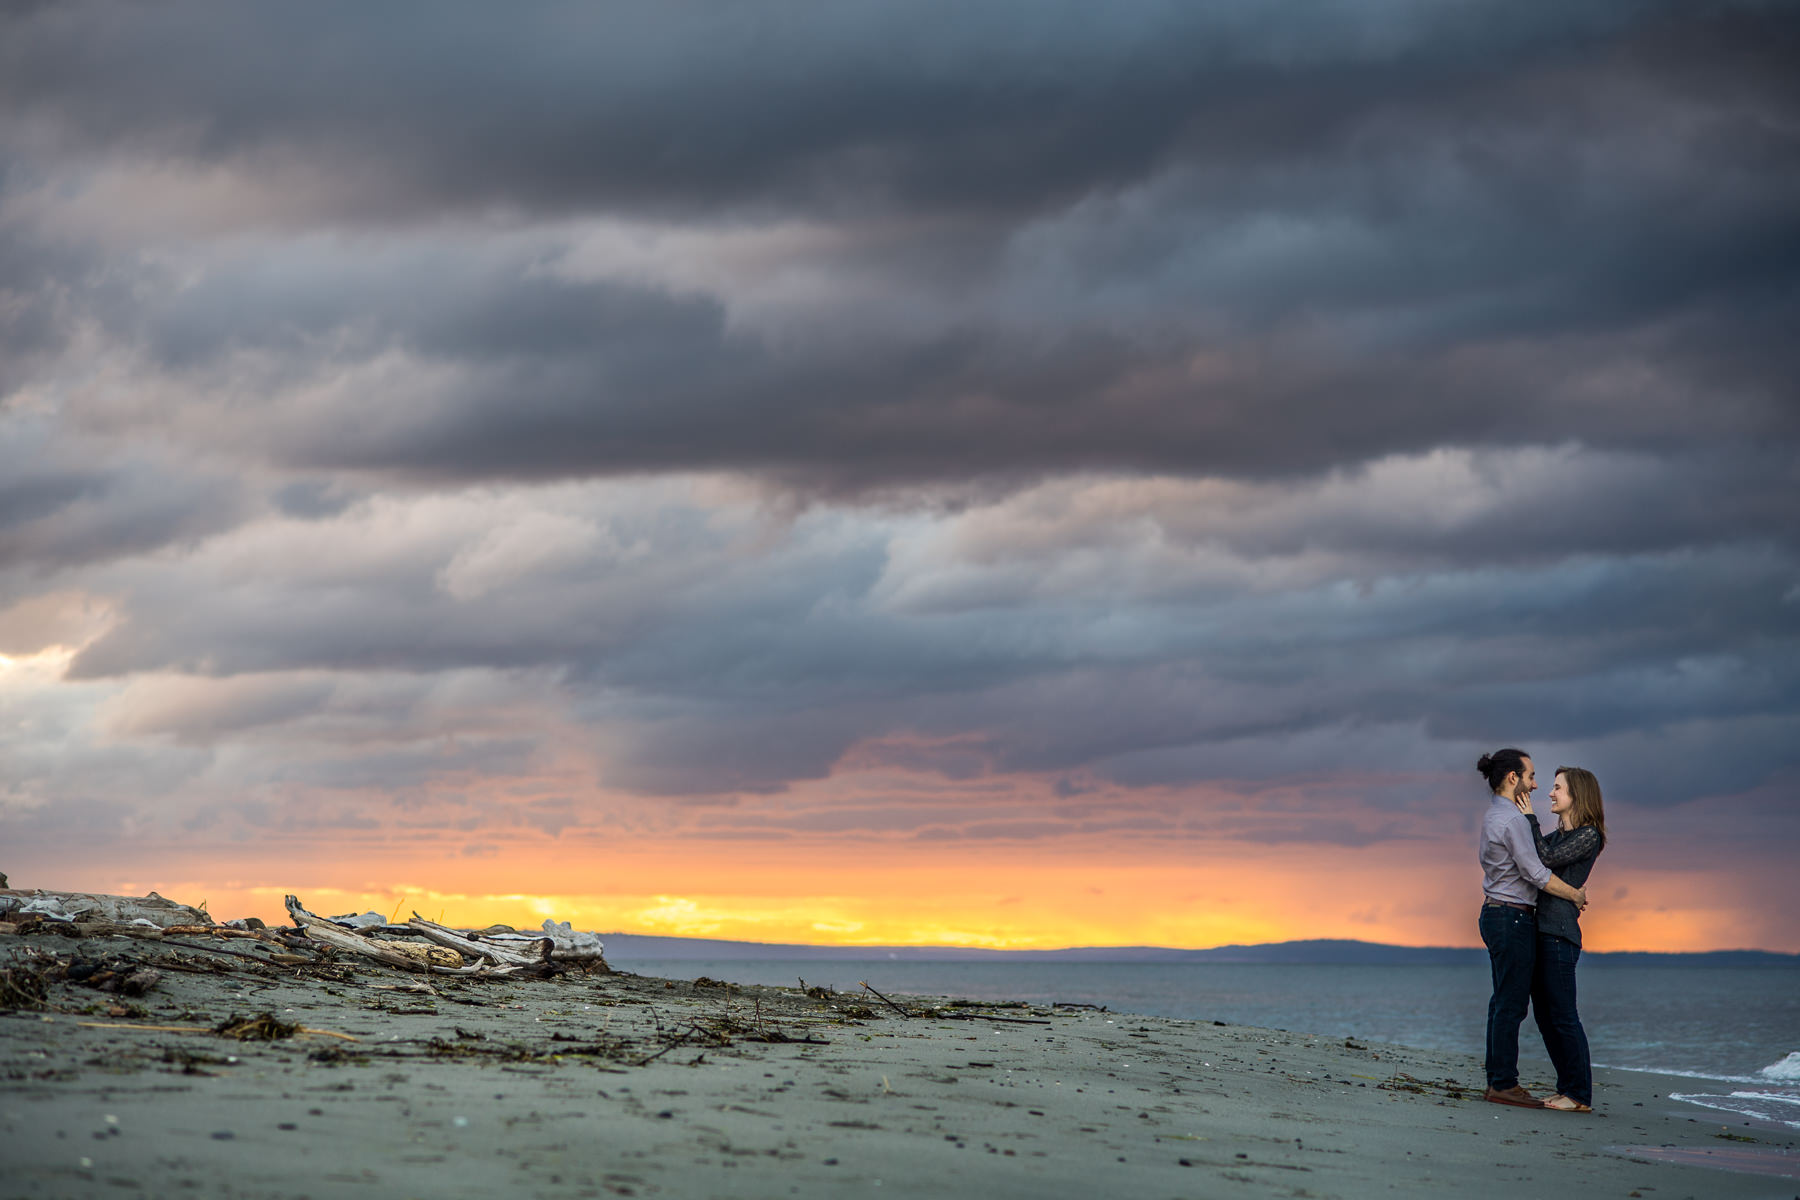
[1480,794,1551,904]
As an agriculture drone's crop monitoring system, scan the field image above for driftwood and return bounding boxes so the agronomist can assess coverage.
[0,889,212,929]
[407,914,547,967]
[5,888,595,981]
[284,896,557,978]
[480,920,609,966]
[384,941,466,969]
[286,896,480,974]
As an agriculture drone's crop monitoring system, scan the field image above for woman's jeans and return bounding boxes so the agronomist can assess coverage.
[1479,903,1536,1090]
[1532,932,1592,1105]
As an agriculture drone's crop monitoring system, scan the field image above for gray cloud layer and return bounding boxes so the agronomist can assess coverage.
[1,1,1796,846]
[3,0,1796,489]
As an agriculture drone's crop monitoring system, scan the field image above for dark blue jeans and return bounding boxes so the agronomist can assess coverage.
[1479,903,1537,1090]
[1532,932,1592,1105]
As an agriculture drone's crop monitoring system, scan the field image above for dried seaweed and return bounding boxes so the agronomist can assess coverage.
[0,963,50,1010]
[1377,1073,1475,1100]
[214,1012,301,1041]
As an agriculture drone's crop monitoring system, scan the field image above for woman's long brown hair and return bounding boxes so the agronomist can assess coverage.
[1555,767,1607,844]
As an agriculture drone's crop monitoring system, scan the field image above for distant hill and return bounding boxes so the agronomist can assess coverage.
[596,933,1798,967]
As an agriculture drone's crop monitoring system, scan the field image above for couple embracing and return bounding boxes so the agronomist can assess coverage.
[1476,747,1609,1113]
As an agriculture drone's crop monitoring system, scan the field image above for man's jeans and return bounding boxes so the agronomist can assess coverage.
[1532,932,1592,1105]
[1479,903,1537,1090]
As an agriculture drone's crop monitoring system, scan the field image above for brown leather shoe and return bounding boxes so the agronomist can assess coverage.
[1483,1085,1542,1108]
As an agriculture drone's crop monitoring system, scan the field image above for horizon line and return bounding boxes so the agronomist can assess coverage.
[587,932,1800,958]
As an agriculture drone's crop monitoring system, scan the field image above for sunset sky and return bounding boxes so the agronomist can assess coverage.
[2,2,1796,953]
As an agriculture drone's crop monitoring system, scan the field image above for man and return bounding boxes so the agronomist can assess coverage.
[1475,747,1587,1108]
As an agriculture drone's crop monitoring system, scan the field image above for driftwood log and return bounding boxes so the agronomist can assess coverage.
[406,914,548,967]
[488,921,609,967]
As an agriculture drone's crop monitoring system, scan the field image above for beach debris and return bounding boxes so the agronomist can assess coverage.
[0,961,51,1010]
[157,937,285,968]
[286,895,570,977]
[454,919,609,965]
[853,988,1052,1025]
[4,886,608,992]
[406,913,548,967]
[1378,1073,1474,1101]
[0,888,212,929]
[76,962,164,997]
[3,887,607,973]
[287,896,478,973]
[522,919,607,963]
[74,1017,359,1042]
[929,1008,1053,1026]
[328,911,391,931]
[214,1012,301,1041]
[3,947,167,998]
[857,980,915,1018]
[385,941,465,969]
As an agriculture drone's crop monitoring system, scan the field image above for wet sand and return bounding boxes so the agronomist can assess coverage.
[3,931,1797,1199]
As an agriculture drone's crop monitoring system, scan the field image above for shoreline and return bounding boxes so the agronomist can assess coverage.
[4,929,1798,1198]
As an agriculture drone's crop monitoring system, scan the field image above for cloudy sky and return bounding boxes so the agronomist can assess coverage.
[3,0,1796,951]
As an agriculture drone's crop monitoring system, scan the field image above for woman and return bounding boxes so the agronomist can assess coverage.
[1520,766,1607,1113]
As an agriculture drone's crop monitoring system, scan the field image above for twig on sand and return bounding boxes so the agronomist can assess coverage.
[857,981,913,1019]
[74,1020,360,1041]
[161,938,282,966]
[933,1011,1052,1025]
[633,1026,698,1067]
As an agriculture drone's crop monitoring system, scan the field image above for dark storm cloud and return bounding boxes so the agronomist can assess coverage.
[0,1,1640,216]
[24,234,1800,498]
[1,0,1796,491]
[5,1,1790,223]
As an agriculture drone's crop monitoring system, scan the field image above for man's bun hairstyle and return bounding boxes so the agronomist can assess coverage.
[1477,748,1530,792]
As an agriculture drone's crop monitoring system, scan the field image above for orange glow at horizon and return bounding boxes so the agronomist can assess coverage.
[28,831,1794,956]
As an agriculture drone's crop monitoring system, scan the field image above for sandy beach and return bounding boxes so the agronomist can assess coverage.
[3,929,1797,1200]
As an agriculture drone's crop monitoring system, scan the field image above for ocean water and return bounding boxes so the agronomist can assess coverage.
[616,957,1800,1129]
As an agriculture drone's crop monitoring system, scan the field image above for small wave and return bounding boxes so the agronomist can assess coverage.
[1763,1052,1800,1081]
[1722,1091,1800,1109]
[1600,1063,1800,1087]
[1670,1091,1800,1130]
